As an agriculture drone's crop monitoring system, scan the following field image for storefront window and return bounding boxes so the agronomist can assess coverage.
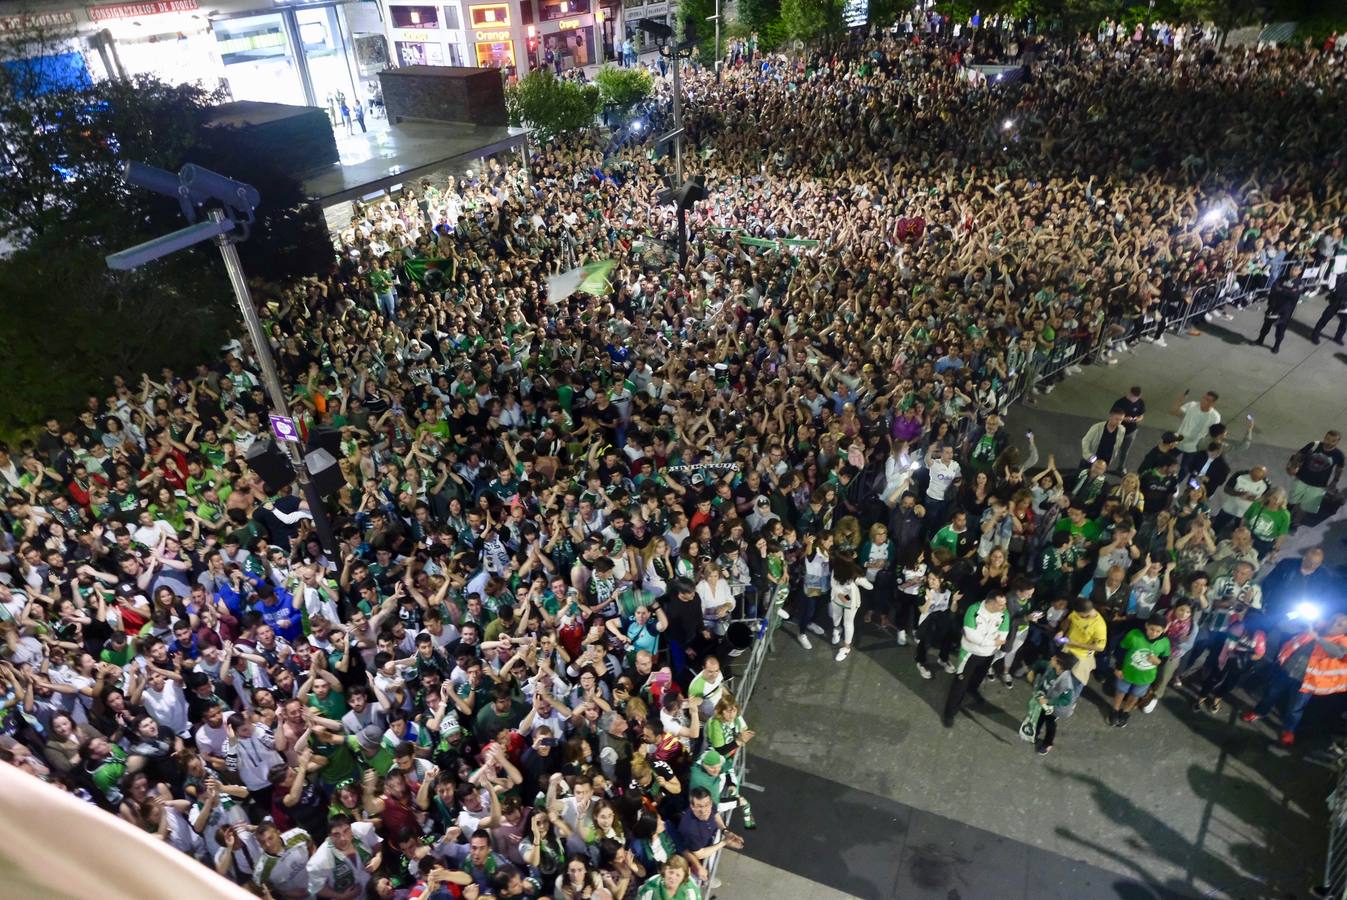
[540,0,590,22]
[298,6,361,113]
[397,41,446,65]
[214,12,306,107]
[390,5,440,29]
[474,39,515,69]
[469,4,511,27]
[442,5,461,29]
[543,25,593,68]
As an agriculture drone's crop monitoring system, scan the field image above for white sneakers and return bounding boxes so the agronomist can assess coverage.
[831,628,841,646]
[1142,697,1158,714]
[941,660,957,674]
[1153,336,1169,347]
[776,607,791,620]
[835,646,851,662]
[916,663,933,679]
[896,631,909,646]
[797,633,812,650]
[807,623,826,637]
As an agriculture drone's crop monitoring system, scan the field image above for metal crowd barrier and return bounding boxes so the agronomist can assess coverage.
[702,600,786,895]
[1002,257,1310,408]
[1321,765,1347,899]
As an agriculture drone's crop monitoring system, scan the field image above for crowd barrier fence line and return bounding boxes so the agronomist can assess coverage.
[999,256,1312,409]
[1323,763,1347,900]
[703,256,1333,896]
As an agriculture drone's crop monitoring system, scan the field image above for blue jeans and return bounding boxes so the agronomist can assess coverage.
[1253,667,1314,734]
[377,288,397,319]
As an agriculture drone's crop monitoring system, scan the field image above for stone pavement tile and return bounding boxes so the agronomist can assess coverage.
[1024,849,1193,900]
[734,755,912,900]
[891,806,1031,900]
[714,853,865,900]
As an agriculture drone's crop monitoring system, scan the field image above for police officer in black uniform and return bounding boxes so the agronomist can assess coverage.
[1252,263,1303,354]
[1310,273,1347,346]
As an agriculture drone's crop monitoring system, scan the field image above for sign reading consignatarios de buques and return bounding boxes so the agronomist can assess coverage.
[87,1,199,22]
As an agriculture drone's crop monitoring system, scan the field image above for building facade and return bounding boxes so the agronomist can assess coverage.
[1,0,628,114]
[381,0,623,76]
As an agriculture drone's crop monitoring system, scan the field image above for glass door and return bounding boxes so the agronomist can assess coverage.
[214,13,306,107]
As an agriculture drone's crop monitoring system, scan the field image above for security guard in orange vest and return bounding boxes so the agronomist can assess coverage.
[1240,611,1347,746]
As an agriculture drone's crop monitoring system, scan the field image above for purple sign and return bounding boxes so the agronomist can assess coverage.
[269,414,300,443]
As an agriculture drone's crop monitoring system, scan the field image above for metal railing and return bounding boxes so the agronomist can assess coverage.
[1001,256,1311,409]
[1321,763,1347,899]
[701,599,786,895]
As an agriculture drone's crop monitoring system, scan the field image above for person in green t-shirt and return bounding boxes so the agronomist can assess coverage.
[84,739,128,802]
[302,667,349,721]
[1242,490,1291,555]
[98,631,135,667]
[1109,616,1170,727]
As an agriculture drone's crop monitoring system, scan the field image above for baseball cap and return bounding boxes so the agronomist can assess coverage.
[699,749,725,768]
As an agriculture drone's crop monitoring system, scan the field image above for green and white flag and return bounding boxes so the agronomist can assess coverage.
[548,259,617,302]
[403,257,454,288]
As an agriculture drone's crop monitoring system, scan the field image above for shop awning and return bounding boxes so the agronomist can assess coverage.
[301,120,531,207]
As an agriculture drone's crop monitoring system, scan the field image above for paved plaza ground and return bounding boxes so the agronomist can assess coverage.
[718,297,1347,900]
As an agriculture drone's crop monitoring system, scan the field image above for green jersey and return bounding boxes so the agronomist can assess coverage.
[1119,629,1169,685]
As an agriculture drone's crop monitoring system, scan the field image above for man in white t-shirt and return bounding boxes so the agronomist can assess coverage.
[1215,465,1269,532]
[923,443,962,527]
[1171,389,1221,473]
[138,668,191,738]
[254,823,314,898]
[307,815,383,899]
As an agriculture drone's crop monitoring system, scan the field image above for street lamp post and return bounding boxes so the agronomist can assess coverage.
[707,0,721,81]
[669,41,684,184]
[105,162,339,559]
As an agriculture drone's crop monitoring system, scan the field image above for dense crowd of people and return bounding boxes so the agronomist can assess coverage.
[2,16,1347,900]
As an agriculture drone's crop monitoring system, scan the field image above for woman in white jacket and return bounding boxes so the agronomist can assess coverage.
[829,555,873,662]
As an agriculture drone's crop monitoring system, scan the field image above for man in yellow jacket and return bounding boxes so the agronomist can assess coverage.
[1241,611,1347,746]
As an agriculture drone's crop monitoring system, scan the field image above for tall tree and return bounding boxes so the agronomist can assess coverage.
[506,69,602,141]
[779,0,845,41]
[0,14,328,434]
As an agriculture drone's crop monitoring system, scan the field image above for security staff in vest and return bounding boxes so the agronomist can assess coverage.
[1252,263,1303,354]
[1310,273,1347,346]
[1240,610,1347,747]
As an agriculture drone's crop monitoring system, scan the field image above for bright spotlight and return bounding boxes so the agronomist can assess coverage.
[1289,601,1322,622]
[1002,118,1014,131]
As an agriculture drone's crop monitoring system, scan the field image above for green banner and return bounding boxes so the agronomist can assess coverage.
[404,257,454,288]
[577,259,617,296]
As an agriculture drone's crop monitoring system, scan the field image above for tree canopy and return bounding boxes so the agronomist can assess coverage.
[595,65,656,111]
[505,69,603,141]
[0,23,333,436]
